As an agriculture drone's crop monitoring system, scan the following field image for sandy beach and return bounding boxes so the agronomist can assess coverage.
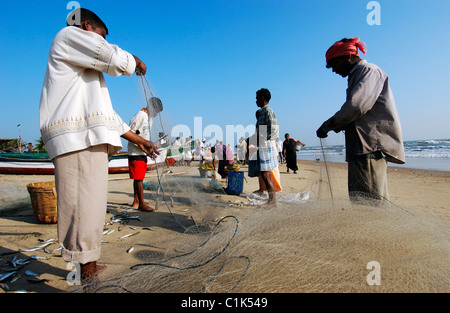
[0,159,449,293]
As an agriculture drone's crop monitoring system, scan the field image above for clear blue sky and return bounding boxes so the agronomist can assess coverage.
[1,0,449,148]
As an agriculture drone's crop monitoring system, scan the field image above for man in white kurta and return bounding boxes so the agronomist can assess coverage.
[39,8,158,282]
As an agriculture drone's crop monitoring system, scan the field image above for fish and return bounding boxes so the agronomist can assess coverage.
[110,213,141,224]
[30,256,48,260]
[111,217,141,224]
[104,229,115,236]
[5,256,30,269]
[10,274,21,283]
[20,239,56,252]
[0,271,17,283]
[24,270,39,277]
[120,232,140,239]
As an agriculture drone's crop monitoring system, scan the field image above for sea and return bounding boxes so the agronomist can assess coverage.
[298,139,450,172]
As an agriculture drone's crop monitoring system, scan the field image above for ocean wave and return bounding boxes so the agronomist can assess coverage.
[405,153,450,158]
[299,139,450,159]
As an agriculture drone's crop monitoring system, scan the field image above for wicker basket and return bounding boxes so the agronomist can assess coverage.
[27,181,57,224]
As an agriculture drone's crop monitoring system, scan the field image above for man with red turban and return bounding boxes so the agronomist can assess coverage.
[317,38,405,203]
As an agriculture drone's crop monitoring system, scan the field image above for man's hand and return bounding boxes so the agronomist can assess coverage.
[138,140,160,159]
[316,120,332,138]
[122,131,160,158]
[316,128,329,139]
[133,55,147,76]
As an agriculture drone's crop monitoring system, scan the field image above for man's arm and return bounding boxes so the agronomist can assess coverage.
[122,131,160,158]
[62,27,139,77]
[317,66,384,138]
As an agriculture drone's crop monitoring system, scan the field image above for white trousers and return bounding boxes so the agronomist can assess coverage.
[53,144,109,264]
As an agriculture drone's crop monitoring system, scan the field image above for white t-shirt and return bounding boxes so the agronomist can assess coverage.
[39,26,136,159]
[127,110,151,156]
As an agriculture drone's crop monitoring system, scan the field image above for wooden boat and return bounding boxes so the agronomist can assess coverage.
[0,149,174,175]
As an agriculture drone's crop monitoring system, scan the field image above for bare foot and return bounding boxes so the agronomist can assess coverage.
[81,262,107,284]
[138,203,156,212]
[260,201,277,209]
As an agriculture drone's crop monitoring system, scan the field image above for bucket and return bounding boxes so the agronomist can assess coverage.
[27,181,57,224]
[226,171,244,196]
[295,142,304,152]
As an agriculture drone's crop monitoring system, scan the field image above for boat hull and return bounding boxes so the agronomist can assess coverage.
[0,150,173,175]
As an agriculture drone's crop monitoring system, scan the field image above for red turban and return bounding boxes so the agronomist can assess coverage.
[326,37,367,67]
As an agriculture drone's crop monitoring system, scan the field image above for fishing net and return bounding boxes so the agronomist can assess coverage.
[81,148,449,293]
[73,79,449,293]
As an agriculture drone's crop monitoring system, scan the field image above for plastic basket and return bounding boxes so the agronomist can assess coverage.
[27,181,57,224]
[199,168,215,178]
[226,171,244,196]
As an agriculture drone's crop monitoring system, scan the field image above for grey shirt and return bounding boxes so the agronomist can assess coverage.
[322,60,405,164]
[254,105,279,143]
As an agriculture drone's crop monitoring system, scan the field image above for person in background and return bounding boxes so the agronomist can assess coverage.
[276,137,283,164]
[27,143,34,152]
[127,105,158,212]
[283,133,305,174]
[183,136,193,166]
[236,137,247,165]
[158,132,167,147]
[217,141,231,179]
[200,138,207,164]
[316,37,405,202]
[39,8,159,283]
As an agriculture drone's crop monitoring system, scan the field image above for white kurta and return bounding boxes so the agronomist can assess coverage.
[39,26,136,159]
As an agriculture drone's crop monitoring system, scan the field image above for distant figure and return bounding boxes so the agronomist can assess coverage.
[217,141,231,179]
[200,138,207,164]
[316,37,405,202]
[236,137,247,165]
[275,138,283,164]
[27,143,34,152]
[158,132,167,146]
[183,136,193,166]
[283,133,305,174]
[211,146,216,170]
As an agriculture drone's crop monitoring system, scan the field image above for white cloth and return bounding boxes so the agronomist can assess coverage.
[39,26,136,159]
[276,139,283,154]
[127,110,151,156]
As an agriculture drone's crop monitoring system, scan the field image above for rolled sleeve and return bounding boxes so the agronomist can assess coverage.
[106,46,136,77]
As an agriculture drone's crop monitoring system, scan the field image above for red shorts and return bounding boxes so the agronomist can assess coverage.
[129,158,148,180]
